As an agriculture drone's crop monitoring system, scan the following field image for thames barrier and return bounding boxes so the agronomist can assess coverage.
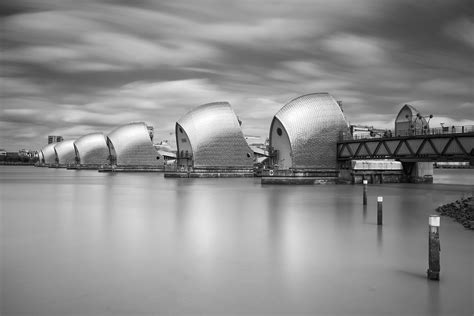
[34,92,474,184]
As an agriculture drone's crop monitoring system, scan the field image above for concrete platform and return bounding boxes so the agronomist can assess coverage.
[99,168,164,173]
[67,165,103,170]
[260,169,339,184]
[165,172,254,178]
[261,176,337,184]
[165,166,254,178]
[99,166,164,172]
[49,164,74,169]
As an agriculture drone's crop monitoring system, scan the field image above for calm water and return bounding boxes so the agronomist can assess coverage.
[1,166,473,316]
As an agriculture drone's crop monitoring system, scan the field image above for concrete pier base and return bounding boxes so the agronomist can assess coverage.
[99,165,164,172]
[165,167,254,178]
[338,160,404,184]
[261,177,337,184]
[403,162,434,183]
[261,169,339,185]
[67,164,104,170]
[49,164,75,169]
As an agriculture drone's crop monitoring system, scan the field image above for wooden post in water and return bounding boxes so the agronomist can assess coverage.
[427,215,440,281]
[377,196,383,225]
[363,180,368,205]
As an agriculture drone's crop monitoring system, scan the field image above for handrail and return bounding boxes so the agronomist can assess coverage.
[339,125,474,141]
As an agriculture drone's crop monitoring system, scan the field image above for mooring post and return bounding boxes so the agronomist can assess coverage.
[363,179,368,205]
[427,215,440,281]
[377,196,383,225]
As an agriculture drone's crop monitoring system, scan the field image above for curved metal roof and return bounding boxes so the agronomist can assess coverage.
[41,143,58,165]
[176,102,254,168]
[271,93,349,169]
[394,104,428,136]
[396,104,420,122]
[74,132,109,165]
[107,122,161,166]
[54,140,76,164]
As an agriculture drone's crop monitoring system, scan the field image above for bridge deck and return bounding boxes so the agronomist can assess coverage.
[337,132,474,162]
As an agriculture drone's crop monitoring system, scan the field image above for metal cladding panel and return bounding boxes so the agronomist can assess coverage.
[107,122,160,166]
[177,102,254,168]
[272,93,349,169]
[41,143,57,164]
[74,133,109,165]
[54,140,76,164]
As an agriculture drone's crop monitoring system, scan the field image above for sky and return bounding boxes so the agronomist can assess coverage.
[1,0,473,151]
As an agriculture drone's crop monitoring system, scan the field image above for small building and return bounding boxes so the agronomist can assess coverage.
[395,104,429,136]
[157,150,176,163]
[170,102,254,177]
[154,141,174,153]
[350,125,390,139]
[48,135,63,144]
[73,133,110,168]
[54,140,76,167]
[106,122,163,170]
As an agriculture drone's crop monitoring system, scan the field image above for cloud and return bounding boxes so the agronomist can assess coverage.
[3,35,219,72]
[0,77,44,96]
[444,17,474,49]
[418,78,473,95]
[429,116,474,128]
[198,18,324,50]
[321,33,394,66]
[268,60,327,82]
[2,8,220,72]
[0,0,472,150]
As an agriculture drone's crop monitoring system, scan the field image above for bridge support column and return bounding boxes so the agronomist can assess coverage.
[402,162,433,183]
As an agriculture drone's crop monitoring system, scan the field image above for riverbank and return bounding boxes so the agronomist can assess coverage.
[436,196,474,230]
[0,161,36,166]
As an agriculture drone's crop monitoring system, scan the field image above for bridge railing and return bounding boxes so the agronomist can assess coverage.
[339,125,474,141]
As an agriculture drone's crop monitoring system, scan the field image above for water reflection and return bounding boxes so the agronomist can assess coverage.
[428,282,440,316]
[1,167,473,315]
[377,226,383,252]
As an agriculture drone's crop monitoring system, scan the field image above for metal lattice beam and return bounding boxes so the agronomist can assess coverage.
[337,133,474,162]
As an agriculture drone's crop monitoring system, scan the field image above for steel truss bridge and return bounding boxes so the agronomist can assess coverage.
[337,132,474,163]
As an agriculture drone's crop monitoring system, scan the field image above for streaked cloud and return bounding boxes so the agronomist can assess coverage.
[0,0,472,150]
[322,33,394,67]
[444,17,474,49]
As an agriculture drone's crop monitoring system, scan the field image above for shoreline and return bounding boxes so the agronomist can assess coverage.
[436,196,474,230]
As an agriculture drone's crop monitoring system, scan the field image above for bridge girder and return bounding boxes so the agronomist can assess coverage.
[337,133,474,163]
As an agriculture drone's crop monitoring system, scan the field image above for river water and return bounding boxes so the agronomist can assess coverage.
[1,166,473,315]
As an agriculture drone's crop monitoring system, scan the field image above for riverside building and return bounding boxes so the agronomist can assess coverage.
[48,135,63,144]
